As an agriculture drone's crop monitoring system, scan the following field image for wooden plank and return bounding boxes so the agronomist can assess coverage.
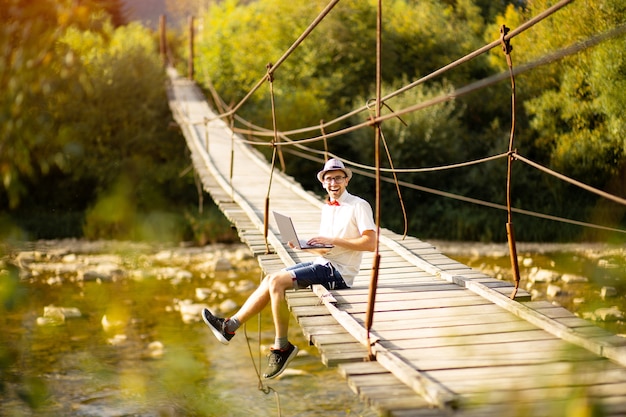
[351,303,511,322]
[320,343,370,366]
[337,296,492,313]
[374,320,539,340]
[378,329,555,349]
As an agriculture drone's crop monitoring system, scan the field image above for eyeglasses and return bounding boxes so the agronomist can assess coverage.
[323,175,347,184]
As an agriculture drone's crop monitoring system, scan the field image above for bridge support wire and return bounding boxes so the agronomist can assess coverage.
[500,24,522,299]
[263,63,285,254]
[366,99,409,240]
[242,270,283,416]
[365,0,383,362]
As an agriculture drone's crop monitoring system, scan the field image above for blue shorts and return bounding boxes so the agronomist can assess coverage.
[286,262,349,290]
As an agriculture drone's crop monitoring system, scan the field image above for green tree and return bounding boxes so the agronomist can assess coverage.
[488,0,626,239]
[0,0,224,241]
[0,0,96,209]
[491,0,625,184]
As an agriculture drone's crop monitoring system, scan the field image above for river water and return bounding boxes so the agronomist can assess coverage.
[0,241,378,417]
[1,240,624,417]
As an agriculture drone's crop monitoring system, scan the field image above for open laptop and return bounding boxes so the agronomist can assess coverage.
[273,211,333,250]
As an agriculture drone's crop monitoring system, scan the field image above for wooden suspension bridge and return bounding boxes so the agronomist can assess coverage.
[167,67,626,417]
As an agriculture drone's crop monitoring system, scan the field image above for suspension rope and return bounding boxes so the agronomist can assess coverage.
[217,0,341,120]
[513,153,626,207]
[320,120,329,161]
[266,63,285,172]
[229,115,236,200]
[499,24,522,298]
[242,272,283,417]
[263,63,281,254]
[217,0,577,139]
[380,129,408,239]
[364,99,408,239]
[282,148,626,235]
[191,4,626,235]
[364,0,383,362]
[195,49,626,238]
[223,21,626,156]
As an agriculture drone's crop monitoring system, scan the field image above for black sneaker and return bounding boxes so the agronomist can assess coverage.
[202,308,235,345]
[263,342,299,379]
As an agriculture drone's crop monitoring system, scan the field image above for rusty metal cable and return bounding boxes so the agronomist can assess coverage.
[263,64,282,254]
[217,0,341,120]
[225,20,626,153]
[229,116,236,191]
[217,0,577,138]
[242,272,283,416]
[283,147,626,236]
[364,99,408,239]
[380,129,408,239]
[283,21,626,147]
[499,24,522,299]
[513,153,626,207]
[190,2,626,237]
[365,0,383,362]
[320,120,329,162]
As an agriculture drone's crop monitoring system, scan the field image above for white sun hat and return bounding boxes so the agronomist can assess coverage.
[317,158,353,183]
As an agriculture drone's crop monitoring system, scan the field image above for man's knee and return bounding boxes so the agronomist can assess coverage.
[267,271,293,293]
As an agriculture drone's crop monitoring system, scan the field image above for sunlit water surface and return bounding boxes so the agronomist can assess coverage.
[1,242,378,417]
[2,241,624,416]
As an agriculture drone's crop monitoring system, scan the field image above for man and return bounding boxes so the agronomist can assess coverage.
[202,158,377,379]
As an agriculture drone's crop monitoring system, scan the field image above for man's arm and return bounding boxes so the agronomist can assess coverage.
[307,229,377,252]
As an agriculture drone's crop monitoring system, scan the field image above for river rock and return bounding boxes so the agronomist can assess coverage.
[36,316,64,326]
[36,305,84,327]
[83,254,122,265]
[29,262,77,276]
[235,280,256,293]
[81,262,124,282]
[234,247,254,261]
[218,299,238,313]
[195,288,212,301]
[601,286,618,299]
[528,268,560,283]
[37,307,66,326]
[15,251,43,266]
[101,314,127,332]
[44,305,82,319]
[561,273,588,284]
[144,341,165,359]
[546,284,563,298]
[213,257,232,271]
[107,334,128,345]
[61,253,77,263]
[594,306,624,322]
[178,300,208,324]
[598,259,619,269]
[154,250,173,261]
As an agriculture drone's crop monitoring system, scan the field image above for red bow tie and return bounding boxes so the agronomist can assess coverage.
[328,200,340,206]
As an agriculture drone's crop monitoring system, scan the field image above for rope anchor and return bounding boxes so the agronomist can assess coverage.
[500,25,513,55]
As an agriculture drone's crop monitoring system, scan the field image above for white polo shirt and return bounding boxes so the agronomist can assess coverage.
[314,191,376,286]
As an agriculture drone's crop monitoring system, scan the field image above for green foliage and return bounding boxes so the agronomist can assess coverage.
[0,0,238,244]
[2,0,625,243]
[193,0,625,242]
[0,0,91,208]
[496,0,626,182]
